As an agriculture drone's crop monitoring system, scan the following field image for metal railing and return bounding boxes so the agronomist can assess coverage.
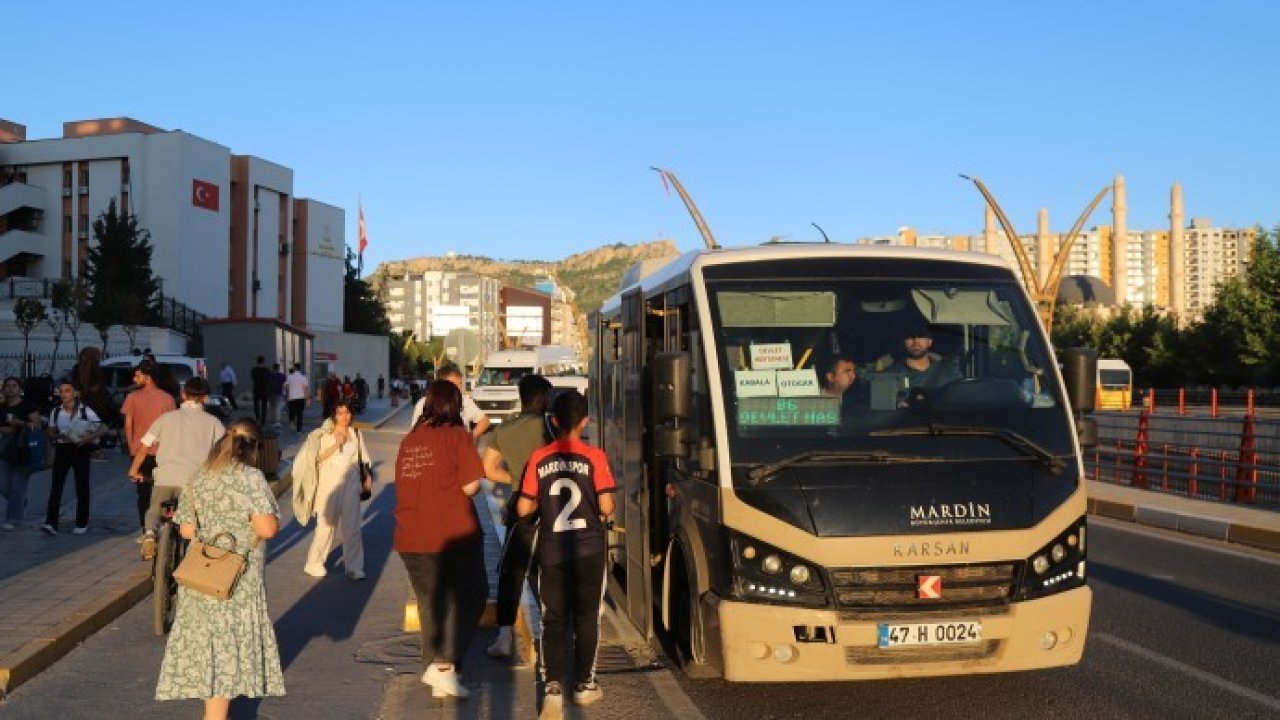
[2,279,205,339]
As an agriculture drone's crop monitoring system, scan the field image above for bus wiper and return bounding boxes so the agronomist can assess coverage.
[869,424,1066,473]
[746,450,926,486]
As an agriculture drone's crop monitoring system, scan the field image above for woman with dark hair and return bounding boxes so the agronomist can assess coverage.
[394,379,487,699]
[300,398,371,579]
[0,376,40,529]
[156,419,284,719]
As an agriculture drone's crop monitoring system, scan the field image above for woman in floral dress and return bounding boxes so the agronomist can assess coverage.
[156,419,285,718]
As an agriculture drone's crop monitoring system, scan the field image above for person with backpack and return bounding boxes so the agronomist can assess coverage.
[0,376,41,530]
[42,381,106,535]
[516,390,616,718]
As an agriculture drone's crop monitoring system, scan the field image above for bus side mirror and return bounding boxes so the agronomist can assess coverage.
[653,352,691,422]
[1060,347,1097,415]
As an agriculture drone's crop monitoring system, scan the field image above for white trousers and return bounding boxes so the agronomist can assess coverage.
[305,466,364,574]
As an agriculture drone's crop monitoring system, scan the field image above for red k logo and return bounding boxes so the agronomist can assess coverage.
[917,575,942,599]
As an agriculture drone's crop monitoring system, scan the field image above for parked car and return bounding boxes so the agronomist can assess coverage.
[100,355,231,421]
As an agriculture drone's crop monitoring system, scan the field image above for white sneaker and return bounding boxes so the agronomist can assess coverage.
[303,564,327,578]
[539,682,564,720]
[573,680,604,706]
[487,626,514,658]
[40,523,57,536]
[71,526,88,535]
[347,570,366,581]
[421,663,469,699]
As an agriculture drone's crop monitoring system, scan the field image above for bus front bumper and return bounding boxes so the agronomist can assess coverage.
[715,585,1091,682]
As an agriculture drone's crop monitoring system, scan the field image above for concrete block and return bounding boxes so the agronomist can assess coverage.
[1175,514,1230,541]
[1227,524,1280,553]
[1133,506,1182,531]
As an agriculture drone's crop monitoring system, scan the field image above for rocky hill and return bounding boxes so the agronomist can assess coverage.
[369,240,681,312]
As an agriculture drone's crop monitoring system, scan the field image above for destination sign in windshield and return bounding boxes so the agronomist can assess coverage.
[737,397,840,427]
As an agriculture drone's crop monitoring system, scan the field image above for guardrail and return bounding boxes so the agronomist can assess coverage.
[1089,409,1280,509]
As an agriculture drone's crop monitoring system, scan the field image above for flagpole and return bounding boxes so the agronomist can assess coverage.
[357,195,365,277]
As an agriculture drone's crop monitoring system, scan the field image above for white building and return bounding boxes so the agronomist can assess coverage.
[384,269,502,357]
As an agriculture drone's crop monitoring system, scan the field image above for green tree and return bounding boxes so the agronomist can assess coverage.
[82,199,161,349]
[13,297,47,378]
[1050,303,1096,351]
[344,247,391,336]
[45,282,72,374]
[1189,226,1280,386]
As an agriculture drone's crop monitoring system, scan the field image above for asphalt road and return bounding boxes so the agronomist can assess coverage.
[3,426,1280,719]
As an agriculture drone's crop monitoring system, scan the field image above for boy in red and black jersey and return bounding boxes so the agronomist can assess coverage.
[517,390,616,716]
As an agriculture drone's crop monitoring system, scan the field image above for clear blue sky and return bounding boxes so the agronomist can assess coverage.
[12,1,1280,271]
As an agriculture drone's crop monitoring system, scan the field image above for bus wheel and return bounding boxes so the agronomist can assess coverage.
[669,544,718,679]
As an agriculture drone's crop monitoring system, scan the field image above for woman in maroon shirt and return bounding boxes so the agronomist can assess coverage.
[394,380,487,700]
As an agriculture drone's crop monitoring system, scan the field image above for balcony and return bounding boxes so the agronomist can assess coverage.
[0,181,47,218]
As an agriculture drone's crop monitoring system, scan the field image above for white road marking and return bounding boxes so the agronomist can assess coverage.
[1091,516,1280,566]
[1094,633,1280,712]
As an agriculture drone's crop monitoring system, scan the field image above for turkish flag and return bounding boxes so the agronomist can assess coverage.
[358,201,368,255]
[192,179,220,211]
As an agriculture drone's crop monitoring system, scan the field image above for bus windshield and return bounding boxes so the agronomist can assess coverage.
[475,366,533,387]
[706,275,1073,473]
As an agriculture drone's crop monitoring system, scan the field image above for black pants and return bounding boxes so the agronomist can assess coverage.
[287,399,306,431]
[538,552,606,686]
[46,443,92,530]
[494,520,539,627]
[400,539,489,668]
[135,455,157,530]
[252,392,268,424]
[222,383,238,409]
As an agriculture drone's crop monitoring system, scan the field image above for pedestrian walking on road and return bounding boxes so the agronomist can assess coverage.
[296,399,371,580]
[395,380,488,699]
[377,374,385,400]
[250,355,271,424]
[155,419,284,719]
[268,363,287,430]
[219,362,239,411]
[482,373,552,661]
[284,365,310,433]
[120,362,176,540]
[128,377,226,561]
[516,390,617,718]
[42,381,106,535]
[0,376,41,529]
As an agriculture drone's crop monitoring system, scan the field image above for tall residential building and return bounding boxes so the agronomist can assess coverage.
[384,269,502,360]
[536,279,587,356]
[1183,218,1253,315]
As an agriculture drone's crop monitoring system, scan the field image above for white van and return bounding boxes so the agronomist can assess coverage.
[470,345,587,424]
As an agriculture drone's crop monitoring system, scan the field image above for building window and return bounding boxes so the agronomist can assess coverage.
[79,169,89,186]
[63,170,72,188]
[64,215,73,233]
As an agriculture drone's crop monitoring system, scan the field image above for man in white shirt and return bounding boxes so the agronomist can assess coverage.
[219,362,239,410]
[284,364,311,433]
[408,363,490,439]
[128,377,226,560]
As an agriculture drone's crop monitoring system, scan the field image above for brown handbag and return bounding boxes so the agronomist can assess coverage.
[172,503,260,601]
[173,532,249,600]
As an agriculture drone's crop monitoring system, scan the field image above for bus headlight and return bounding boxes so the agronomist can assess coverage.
[1017,517,1088,600]
[728,530,827,607]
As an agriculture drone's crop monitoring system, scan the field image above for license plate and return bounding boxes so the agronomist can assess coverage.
[877,621,982,648]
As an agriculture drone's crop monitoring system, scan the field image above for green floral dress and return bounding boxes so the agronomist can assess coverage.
[155,463,286,701]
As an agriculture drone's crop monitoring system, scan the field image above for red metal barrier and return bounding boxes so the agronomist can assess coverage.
[1211,388,1219,418]
[1189,447,1199,497]
[1130,410,1150,489]
[1235,411,1258,504]
[1178,388,1186,416]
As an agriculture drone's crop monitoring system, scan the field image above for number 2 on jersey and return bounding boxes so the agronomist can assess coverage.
[549,477,588,532]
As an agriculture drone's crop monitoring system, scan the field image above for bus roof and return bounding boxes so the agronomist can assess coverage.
[600,244,1018,315]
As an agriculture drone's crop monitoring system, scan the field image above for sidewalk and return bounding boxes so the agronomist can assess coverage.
[0,396,401,697]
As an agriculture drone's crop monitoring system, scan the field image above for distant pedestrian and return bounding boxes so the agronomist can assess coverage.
[410,364,490,439]
[42,382,106,535]
[395,380,488,699]
[120,362,176,543]
[295,399,371,579]
[250,356,271,424]
[268,363,287,430]
[219,362,239,411]
[377,374,385,400]
[482,374,552,660]
[284,365,310,433]
[354,373,369,408]
[323,374,341,419]
[155,419,284,718]
[128,377,226,561]
[0,377,40,530]
[516,390,616,717]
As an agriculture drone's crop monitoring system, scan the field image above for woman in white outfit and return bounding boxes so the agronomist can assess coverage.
[303,399,371,580]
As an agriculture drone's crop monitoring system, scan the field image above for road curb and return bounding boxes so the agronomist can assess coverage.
[1087,497,1280,553]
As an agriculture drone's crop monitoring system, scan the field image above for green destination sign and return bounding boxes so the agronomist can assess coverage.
[737,397,840,426]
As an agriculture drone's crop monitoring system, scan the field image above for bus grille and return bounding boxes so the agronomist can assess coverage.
[846,640,1002,665]
[829,562,1018,614]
